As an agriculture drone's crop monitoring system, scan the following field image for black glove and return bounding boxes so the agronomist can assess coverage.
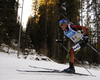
[56,39,64,43]
[84,35,88,43]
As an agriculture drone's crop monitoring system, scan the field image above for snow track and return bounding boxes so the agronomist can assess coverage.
[0,52,100,80]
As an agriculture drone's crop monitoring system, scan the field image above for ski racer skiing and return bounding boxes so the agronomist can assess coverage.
[56,19,88,73]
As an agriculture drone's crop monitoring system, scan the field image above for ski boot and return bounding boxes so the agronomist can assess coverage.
[62,62,75,73]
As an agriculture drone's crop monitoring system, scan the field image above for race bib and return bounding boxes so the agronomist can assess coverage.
[72,43,81,51]
[64,24,84,43]
[70,32,83,43]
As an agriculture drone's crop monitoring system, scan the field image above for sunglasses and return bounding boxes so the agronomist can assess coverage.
[59,23,65,27]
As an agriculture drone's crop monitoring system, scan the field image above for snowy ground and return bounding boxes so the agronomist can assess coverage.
[0,52,100,80]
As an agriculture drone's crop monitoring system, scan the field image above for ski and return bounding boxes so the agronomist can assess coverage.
[29,65,58,71]
[17,69,60,73]
[17,69,91,76]
[28,65,96,77]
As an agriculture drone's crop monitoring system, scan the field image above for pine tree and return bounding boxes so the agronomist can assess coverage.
[0,0,19,46]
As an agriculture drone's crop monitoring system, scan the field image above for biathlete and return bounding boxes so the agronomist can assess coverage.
[56,19,88,73]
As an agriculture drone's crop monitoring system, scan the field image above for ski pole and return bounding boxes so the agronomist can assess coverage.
[74,57,95,77]
[59,43,68,52]
[87,43,100,55]
[59,43,95,76]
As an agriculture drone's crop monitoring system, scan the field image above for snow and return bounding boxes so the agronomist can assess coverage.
[0,52,100,80]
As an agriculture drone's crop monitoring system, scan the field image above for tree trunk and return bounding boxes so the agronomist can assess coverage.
[44,0,48,55]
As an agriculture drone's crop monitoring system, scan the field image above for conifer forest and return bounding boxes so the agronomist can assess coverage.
[0,0,100,64]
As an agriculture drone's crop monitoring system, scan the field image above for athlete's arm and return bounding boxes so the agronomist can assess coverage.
[70,25,87,35]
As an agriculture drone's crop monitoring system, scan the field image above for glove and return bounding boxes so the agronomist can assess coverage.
[83,35,88,43]
[56,39,64,43]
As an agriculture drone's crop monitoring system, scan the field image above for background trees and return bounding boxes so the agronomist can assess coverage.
[0,0,20,46]
[0,0,100,64]
[26,0,81,63]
